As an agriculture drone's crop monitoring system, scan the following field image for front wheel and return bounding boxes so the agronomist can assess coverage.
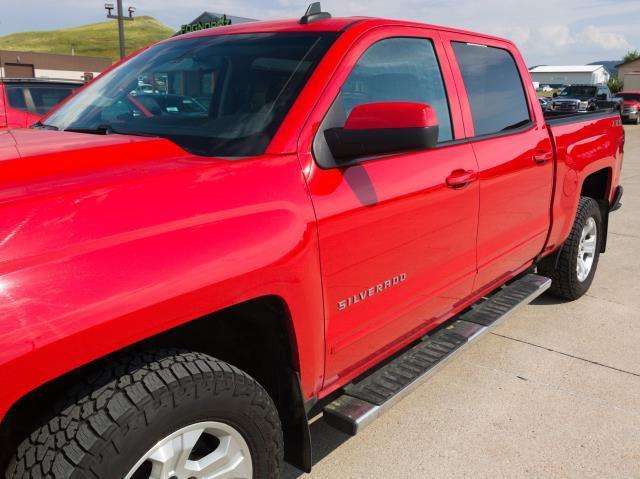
[6,350,284,479]
[538,197,603,300]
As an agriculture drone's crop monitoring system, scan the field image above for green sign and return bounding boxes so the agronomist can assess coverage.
[181,15,232,34]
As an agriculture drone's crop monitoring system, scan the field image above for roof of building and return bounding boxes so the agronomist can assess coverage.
[616,57,640,68]
[0,50,111,72]
[529,65,606,73]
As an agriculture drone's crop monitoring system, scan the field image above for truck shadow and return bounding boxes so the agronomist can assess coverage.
[531,294,567,306]
[281,417,351,478]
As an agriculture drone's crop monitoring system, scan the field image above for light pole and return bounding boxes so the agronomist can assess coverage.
[105,1,135,60]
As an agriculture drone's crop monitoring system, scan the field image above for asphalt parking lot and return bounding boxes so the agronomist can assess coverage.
[284,124,640,479]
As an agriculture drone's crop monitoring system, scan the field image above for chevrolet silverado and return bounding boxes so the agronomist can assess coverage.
[0,4,625,478]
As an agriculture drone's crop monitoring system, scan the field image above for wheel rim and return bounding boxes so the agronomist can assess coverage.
[125,421,253,479]
[577,217,597,282]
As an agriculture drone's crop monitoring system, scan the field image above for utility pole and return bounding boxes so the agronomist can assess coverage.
[105,2,135,60]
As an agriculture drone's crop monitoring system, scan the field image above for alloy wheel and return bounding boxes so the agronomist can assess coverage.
[125,421,253,479]
[577,217,597,282]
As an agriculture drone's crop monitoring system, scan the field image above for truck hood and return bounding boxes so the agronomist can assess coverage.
[2,128,193,188]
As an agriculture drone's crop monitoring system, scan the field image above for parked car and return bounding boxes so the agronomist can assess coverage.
[551,84,622,113]
[616,91,640,124]
[0,5,625,478]
[0,78,83,129]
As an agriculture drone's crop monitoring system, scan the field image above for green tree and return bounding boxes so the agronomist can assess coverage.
[608,77,623,94]
[622,49,640,64]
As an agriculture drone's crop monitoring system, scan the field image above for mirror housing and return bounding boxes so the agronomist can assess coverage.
[324,102,439,161]
[597,93,607,100]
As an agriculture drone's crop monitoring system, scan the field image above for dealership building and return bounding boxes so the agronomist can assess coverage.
[0,50,112,81]
[529,65,610,86]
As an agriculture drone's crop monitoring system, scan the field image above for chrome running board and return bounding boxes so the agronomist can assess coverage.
[323,274,551,436]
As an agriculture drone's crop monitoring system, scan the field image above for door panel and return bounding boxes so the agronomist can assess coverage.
[472,129,553,289]
[443,34,553,291]
[311,144,478,377]
[298,28,479,385]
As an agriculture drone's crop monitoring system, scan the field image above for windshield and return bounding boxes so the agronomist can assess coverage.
[43,33,338,157]
[558,85,597,99]
[617,93,640,102]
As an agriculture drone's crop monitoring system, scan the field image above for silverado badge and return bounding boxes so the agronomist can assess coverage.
[338,273,407,311]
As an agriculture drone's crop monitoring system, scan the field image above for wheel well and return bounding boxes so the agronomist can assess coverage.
[581,168,611,202]
[0,295,311,473]
[580,167,612,252]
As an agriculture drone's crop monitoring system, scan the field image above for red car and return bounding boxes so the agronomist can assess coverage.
[0,5,625,478]
[617,91,640,124]
[0,78,83,129]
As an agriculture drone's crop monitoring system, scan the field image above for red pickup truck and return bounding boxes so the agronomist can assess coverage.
[0,5,625,478]
[617,91,640,124]
[0,78,82,129]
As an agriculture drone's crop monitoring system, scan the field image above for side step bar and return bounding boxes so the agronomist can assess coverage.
[323,274,551,436]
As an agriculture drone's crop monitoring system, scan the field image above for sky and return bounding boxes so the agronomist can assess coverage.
[0,0,638,65]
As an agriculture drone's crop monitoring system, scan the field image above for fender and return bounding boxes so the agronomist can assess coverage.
[542,114,621,255]
[0,130,325,422]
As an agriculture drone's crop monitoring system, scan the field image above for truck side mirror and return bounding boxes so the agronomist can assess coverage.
[324,102,439,161]
[597,93,607,100]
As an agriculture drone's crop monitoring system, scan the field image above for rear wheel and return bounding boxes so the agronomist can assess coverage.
[5,350,283,479]
[539,197,602,300]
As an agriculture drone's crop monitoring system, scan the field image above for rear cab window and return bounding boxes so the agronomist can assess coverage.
[6,86,27,112]
[5,84,79,115]
[451,41,531,136]
[28,86,79,115]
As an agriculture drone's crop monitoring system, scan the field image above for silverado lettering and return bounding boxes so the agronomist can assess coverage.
[338,273,407,310]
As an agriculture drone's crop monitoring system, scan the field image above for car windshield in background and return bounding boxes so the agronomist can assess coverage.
[617,93,640,102]
[43,33,338,157]
[558,86,597,99]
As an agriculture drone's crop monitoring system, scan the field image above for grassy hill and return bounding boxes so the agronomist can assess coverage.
[0,16,174,62]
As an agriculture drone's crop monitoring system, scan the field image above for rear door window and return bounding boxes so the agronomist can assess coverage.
[452,42,530,136]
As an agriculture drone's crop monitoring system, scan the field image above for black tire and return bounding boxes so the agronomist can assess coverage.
[539,197,602,300]
[5,350,283,479]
